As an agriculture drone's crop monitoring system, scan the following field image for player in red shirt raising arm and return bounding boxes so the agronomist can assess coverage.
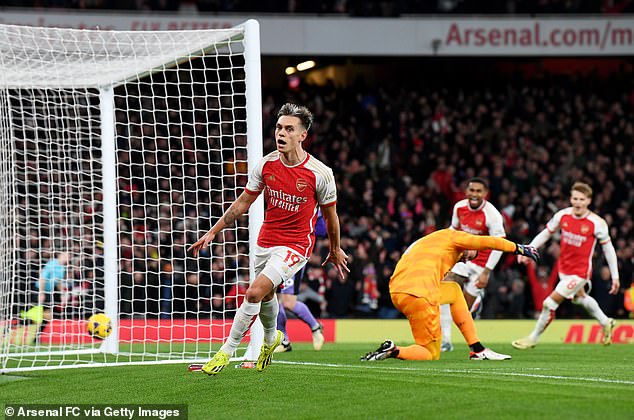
[189,103,348,375]
[512,182,619,350]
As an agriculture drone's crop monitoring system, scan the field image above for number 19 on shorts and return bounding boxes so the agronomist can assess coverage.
[284,250,302,267]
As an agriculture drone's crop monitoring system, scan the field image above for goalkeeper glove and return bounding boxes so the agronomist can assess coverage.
[515,244,540,263]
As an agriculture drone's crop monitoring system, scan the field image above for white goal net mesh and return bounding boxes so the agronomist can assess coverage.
[0,21,262,372]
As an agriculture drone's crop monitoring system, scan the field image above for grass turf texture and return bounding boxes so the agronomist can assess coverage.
[2,343,632,420]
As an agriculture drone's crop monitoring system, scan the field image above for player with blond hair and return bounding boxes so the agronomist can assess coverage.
[361,228,539,362]
[189,103,348,375]
[512,181,619,349]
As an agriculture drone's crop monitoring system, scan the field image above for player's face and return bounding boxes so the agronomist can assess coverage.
[466,182,487,209]
[275,115,307,154]
[570,190,591,216]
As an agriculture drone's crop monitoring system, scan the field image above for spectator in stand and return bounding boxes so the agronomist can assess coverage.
[525,262,559,315]
[225,275,248,315]
[591,266,622,318]
[624,283,634,318]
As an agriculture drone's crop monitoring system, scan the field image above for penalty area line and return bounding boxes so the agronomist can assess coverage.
[275,360,634,386]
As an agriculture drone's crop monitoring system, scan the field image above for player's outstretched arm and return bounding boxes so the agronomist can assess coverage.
[188,191,259,256]
[452,230,540,264]
[320,204,349,279]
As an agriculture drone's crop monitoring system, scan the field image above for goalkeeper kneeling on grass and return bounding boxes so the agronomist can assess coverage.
[361,228,539,362]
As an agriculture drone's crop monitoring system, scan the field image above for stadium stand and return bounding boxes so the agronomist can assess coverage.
[275,67,634,320]
[20,65,633,321]
[4,0,634,14]
[7,4,633,323]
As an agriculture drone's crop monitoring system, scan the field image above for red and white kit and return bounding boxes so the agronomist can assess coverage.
[245,151,336,286]
[450,199,506,294]
[532,208,615,298]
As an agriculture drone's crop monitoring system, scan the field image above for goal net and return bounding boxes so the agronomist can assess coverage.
[0,20,263,372]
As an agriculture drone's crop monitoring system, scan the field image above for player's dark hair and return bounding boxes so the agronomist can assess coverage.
[277,103,313,131]
[468,177,488,190]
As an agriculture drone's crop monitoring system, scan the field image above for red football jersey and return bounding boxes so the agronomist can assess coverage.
[545,208,610,279]
[451,199,506,268]
[245,151,336,257]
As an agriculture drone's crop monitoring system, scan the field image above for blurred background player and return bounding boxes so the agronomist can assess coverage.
[0,252,69,347]
[26,251,71,344]
[361,228,539,362]
[189,103,348,375]
[512,182,619,350]
[275,209,326,353]
[440,177,506,352]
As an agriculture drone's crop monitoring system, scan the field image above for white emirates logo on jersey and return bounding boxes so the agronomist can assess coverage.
[562,230,587,247]
[266,186,308,212]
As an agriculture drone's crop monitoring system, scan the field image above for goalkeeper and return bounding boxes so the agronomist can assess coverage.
[361,229,539,361]
[5,252,71,346]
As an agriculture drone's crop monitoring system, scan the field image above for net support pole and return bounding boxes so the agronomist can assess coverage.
[242,19,265,361]
[99,86,119,354]
[0,88,15,373]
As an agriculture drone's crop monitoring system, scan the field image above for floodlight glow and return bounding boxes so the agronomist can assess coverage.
[296,60,316,71]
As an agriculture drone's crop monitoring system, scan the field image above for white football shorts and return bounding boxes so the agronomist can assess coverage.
[451,261,486,297]
[555,273,589,299]
[254,245,308,288]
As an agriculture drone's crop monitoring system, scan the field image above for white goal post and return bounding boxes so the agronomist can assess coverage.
[0,20,263,373]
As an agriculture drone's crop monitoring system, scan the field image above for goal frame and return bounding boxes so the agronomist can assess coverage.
[0,19,263,373]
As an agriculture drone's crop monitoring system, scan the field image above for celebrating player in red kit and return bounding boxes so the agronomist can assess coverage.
[440,177,506,352]
[189,103,348,375]
[512,182,619,349]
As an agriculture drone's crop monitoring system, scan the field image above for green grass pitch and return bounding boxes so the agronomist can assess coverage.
[2,343,632,420]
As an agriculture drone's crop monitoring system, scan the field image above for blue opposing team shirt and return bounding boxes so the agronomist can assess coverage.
[35,259,66,292]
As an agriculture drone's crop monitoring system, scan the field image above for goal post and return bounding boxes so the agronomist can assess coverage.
[99,85,119,355]
[0,19,263,373]
[242,20,265,362]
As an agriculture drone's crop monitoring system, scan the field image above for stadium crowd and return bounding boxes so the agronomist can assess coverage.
[11,60,634,323]
[111,62,633,322]
[6,0,634,15]
[262,66,634,320]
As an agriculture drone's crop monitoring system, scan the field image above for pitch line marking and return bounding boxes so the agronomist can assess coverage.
[276,360,634,385]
